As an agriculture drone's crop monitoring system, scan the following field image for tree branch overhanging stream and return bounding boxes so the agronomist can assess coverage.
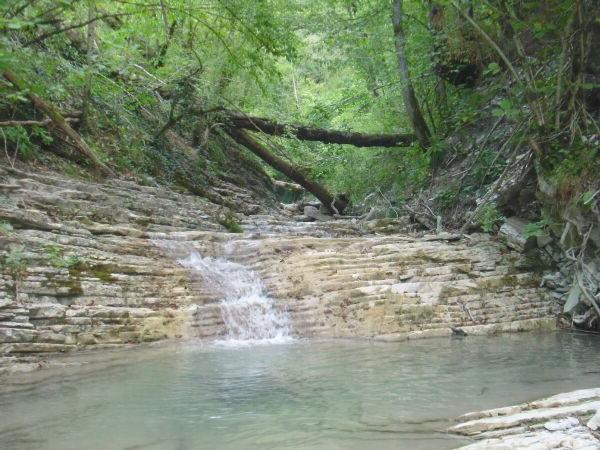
[222,110,417,148]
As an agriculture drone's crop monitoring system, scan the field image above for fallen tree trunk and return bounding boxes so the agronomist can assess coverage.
[226,111,415,148]
[227,128,348,213]
[3,70,114,177]
[0,118,79,127]
[274,180,304,194]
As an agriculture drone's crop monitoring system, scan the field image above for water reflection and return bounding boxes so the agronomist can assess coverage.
[1,332,599,450]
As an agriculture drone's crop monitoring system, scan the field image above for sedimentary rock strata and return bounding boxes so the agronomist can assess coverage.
[1,166,557,371]
[190,231,556,340]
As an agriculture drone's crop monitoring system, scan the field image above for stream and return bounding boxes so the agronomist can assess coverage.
[1,333,600,449]
[2,249,600,449]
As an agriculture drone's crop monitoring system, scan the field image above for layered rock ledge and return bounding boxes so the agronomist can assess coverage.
[1,167,557,372]
[450,388,600,449]
[178,229,557,340]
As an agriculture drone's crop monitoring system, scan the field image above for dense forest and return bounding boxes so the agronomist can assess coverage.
[1,1,598,231]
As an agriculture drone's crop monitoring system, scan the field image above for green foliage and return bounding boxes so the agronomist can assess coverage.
[0,0,596,231]
[492,99,520,120]
[544,143,600,205]
[578,191,599,210]
[524,218,555,238]
[0,126,43,161]
[0,220,13,235]
[483,62,501,77]
[218,211,243,233]
[3,246,27,278]
[44,245,80,269]
[477,204,504,233]
[435,187,459,210]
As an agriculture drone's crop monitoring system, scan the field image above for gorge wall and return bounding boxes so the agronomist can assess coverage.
[0,166,557,372]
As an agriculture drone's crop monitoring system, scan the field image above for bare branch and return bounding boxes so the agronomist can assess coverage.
[0,118,79,127]
[24,12,135,46]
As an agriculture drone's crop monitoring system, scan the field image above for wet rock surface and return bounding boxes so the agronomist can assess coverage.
[451,388,600,449]
[197,230,556,340]
[0,167,558,373]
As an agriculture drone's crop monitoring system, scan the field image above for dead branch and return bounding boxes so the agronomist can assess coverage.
[0,118,79,127]
[24,12,134,47]
[3,70,113,176]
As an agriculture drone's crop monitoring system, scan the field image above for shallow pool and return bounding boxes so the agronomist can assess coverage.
[1,332,600,450]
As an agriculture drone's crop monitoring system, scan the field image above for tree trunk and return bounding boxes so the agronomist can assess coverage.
[3,70,113,176]
[427,2,448,124]
[391,0,431,148]
[155,19,177,68]
[81,0,97,131]
[227,128,348,213]
[226,111,415,147]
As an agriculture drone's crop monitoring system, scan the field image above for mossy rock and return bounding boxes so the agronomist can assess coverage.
[218,211,243,233]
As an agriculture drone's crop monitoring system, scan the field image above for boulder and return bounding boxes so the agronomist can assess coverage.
[536,233,553,248]
[77,333,97,345]
[364,217,411,234]
[304,205,334,222]
[499,217,537,252]
[587,410,600,431]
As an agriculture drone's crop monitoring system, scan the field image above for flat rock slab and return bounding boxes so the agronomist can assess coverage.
[450,388,600,449]
[459,426,600,450]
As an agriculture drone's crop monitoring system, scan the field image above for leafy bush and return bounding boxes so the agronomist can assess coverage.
[524,218,555,238]
[44,245,80,269]
[435,188,458,210]
[477,204,503,232]
[4,246,27,278]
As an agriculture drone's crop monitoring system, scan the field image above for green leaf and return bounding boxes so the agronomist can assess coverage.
[498,99,511,110]
[483,62,500,76]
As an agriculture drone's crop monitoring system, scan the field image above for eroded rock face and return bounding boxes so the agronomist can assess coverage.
[192,231,556,340]
[0,166,231,369]
[0,167,557,371]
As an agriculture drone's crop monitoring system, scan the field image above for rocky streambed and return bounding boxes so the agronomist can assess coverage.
[1,165,600,450]
[0,165,561,373]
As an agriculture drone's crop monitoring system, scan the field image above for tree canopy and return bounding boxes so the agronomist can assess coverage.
[1,0,598,223]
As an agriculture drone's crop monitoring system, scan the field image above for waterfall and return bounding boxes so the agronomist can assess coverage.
[177,250,293,346]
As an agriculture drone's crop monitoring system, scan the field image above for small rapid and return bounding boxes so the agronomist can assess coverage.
[177,250,293,346]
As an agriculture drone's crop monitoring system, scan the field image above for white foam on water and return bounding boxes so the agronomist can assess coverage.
[177,250,294,347]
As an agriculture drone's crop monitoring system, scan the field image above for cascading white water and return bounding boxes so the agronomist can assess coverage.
[177,250,293,346]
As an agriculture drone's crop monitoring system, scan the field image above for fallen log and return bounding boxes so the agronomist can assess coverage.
[227,128,348,213]
[226,111,416,148]
[3,70,114,177]
[0,118,79,127]
[274,180,304,193]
